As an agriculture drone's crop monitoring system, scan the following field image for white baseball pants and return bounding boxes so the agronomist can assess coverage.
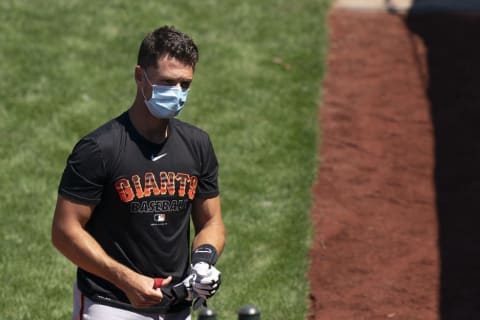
[72,283,191,320]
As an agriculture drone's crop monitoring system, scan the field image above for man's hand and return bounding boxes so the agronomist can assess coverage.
[119,273,172,308]
[172,274,195,301]
[187,243,222,309]
[191,262,221,299]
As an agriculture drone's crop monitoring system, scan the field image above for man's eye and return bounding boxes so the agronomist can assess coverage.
[181,81,191,89]
[163,80,177,86]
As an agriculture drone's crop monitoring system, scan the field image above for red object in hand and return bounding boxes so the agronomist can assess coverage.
[153,278,164,289]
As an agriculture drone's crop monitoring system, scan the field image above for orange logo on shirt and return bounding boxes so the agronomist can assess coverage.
[114,172,198,202]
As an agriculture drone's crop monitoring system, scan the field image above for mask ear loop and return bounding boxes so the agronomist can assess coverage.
[141,87,148,101]
[141,70,153,101]
[143,70,151,84]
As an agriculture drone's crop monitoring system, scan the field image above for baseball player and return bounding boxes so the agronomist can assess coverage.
[51,26,225,320]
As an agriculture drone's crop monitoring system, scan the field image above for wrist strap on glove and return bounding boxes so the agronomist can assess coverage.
[191,244,218,265]
[155,280,190,302]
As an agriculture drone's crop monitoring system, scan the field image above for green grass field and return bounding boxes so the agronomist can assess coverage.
[0,1,330,319]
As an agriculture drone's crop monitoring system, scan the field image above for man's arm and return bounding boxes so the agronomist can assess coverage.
[51,195,171,308]
[191,195,226,255]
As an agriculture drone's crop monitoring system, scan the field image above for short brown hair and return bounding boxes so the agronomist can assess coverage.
[137,26,199,69]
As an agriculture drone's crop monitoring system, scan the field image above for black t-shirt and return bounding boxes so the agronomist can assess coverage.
[58,112,219,313]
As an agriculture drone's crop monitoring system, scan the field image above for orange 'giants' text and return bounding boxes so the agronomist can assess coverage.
[114,171,198,202]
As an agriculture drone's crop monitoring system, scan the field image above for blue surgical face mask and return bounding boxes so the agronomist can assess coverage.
[142,71,189,119]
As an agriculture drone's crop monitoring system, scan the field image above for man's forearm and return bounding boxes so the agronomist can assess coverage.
[192,221,226,256]
[52,222,133,289]
[52,220,168,308]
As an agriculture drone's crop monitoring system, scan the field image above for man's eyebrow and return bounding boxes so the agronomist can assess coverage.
[159,76,192,81]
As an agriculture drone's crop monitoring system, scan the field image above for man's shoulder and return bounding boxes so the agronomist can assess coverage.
[75,112,129,159]
[82,112,128,143]
[172,118,210,139]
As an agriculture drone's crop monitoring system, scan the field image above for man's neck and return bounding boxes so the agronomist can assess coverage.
[128,99,169,144]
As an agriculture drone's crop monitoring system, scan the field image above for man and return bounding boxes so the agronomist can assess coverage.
[51,26,226,320]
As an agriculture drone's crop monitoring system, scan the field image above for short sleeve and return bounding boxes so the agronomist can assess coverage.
[195,136,219,199]
[58,137,107,205]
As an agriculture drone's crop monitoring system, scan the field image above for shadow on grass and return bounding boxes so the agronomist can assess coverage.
[406,6,480,320]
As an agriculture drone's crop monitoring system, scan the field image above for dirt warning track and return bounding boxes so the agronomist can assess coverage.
[308,8,437,320]
[309,3,480,319]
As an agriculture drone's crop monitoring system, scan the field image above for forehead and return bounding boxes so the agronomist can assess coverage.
[148,55,194,79]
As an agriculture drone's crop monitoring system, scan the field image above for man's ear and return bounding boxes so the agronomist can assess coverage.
[134,65,143,85]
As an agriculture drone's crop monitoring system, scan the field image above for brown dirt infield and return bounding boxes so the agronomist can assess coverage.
[309,7,480,320]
